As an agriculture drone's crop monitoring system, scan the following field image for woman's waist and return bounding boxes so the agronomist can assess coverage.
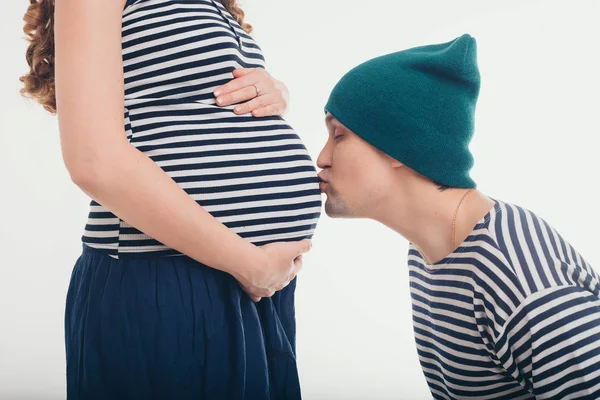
[82,200,321,259]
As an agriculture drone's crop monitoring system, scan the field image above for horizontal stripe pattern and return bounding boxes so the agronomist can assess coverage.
[409,200,600,399]
[82,0,321,257]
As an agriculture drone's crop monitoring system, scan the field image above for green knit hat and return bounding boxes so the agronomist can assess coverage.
[324,34,481,188]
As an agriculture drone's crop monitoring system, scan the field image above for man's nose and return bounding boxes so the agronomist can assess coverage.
[316,142,331,170]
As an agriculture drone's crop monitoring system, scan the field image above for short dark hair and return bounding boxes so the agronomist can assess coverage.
[437,183,452,192]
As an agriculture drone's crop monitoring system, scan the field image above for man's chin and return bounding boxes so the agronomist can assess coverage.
[324,210,343,218]
[324,199,350,218]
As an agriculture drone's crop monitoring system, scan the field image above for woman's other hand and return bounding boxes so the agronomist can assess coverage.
[237,239,311,302]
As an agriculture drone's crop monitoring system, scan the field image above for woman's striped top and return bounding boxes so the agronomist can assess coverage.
[408,200,600,399]
[82,0,322,258]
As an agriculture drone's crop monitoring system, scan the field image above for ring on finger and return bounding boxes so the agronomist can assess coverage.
[252,84,261,97]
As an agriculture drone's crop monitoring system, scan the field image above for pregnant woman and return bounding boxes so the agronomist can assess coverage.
[19,0,321,398]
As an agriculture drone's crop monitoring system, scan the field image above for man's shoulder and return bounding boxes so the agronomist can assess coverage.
[486,199,596,295]
[489,199,557,237]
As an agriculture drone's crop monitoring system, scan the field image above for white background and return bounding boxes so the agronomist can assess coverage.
[1,1,599,399]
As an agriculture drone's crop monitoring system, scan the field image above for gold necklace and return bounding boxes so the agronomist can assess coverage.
[451,188,475,251]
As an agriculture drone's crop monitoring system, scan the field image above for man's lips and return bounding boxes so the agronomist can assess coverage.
[318,175,328,192]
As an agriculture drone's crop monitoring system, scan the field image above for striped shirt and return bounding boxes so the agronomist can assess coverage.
[82,0,321,258]
[408,200,600,399]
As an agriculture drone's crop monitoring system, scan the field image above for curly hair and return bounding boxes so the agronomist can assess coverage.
[220,0,253,34]
[19,0,252,115]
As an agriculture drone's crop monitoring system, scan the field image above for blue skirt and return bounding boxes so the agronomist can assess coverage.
[65,244,301,399]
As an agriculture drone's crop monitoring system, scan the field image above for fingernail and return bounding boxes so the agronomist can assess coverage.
[216,97,223,105]
[214,89,221,96]
[234,106,241,113]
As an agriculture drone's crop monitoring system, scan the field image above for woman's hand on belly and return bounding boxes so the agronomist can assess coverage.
[235,239,312,302]
[213,68,289,117]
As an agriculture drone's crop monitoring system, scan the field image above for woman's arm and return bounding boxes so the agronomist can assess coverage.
[54,0,309,300]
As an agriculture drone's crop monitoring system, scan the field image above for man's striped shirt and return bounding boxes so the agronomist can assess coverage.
[409,200,600,399]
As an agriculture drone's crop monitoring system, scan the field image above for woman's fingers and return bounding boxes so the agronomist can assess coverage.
[231,68,254,78]
[214,68,258,97]
[216,85,261,107]
[239,281,277,303]
[233,93,282,115]
[214,68,289,117]
[294,255,303,270]
[233,93,269,114]
[236,239,312,302]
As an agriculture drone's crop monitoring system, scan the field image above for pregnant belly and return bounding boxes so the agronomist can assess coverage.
[127,103,322,248]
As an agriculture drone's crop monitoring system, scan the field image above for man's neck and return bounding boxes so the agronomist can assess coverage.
[373,186,495,264]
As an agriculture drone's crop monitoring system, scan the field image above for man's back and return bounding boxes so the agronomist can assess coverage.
[409,199,600,400]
